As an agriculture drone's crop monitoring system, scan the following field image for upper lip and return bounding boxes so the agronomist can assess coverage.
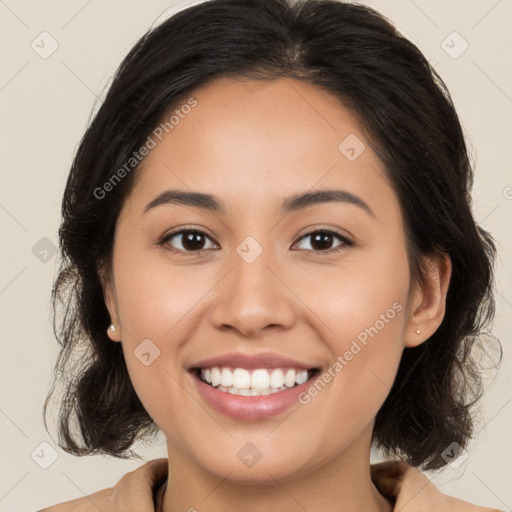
[189,352,319,370]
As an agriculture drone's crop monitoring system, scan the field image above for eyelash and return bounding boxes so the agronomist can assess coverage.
[157,226,354,255]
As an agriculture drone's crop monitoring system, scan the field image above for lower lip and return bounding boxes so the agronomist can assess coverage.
[190,371,319,421]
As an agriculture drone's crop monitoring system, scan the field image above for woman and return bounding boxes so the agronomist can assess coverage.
[40,0,501,510]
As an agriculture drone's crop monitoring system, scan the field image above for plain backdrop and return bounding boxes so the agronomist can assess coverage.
[1,0,511,511]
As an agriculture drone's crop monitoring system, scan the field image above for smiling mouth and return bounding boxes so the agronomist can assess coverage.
[191,366,321,396]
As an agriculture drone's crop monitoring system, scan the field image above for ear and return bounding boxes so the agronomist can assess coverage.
[97,260,122,342]
[404,252,452,348]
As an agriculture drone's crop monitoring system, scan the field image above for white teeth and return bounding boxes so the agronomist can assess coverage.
[295,370,308,385]
[198,366,315,395]
[220,367,233,387]
[251,369,270,389]
[232,368,251,389]
[284,369,296,387]
[210,367,221,387]
[269,369,285,388]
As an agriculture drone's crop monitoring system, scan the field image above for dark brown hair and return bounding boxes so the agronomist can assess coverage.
[44,0,498,470]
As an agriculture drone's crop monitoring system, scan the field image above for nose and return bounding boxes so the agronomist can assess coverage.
[210,247,297,339]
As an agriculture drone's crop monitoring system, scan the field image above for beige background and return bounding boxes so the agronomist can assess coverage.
[1,0,511,510]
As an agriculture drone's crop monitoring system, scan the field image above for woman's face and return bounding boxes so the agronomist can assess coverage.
[102,77,434,482]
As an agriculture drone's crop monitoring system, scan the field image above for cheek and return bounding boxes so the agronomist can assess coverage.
[112,245,210,340]
[294,248,410,436]
[293,239,410,347]
[108,247,204,410]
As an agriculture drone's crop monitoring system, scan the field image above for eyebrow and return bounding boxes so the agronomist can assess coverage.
[143,188,375,218]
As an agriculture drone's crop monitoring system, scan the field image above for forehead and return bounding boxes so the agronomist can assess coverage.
[125,76,399,221]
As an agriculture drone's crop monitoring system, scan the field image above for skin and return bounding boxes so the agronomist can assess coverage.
[100,76,451,512]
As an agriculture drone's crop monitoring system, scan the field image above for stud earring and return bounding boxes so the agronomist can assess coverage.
[415,329,421,334]
[109,324,116,332]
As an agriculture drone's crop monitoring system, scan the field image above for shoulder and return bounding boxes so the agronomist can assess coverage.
[37,458,168,512]
[371,460,503,512]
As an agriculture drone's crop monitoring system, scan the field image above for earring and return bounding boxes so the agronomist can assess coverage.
[109,324,116,332]
[415,329,421,334]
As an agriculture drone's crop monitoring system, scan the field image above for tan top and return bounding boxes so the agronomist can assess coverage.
[38,458,502,512]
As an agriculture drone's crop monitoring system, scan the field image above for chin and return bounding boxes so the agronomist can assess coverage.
[188,436,320,484]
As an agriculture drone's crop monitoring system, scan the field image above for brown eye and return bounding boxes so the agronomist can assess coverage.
[293,229,352,253]
[160,229,217,253]
[159,227,353,255]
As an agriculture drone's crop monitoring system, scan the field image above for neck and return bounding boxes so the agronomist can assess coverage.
[161,425,392,512]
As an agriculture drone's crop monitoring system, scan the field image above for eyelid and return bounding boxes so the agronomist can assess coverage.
[295,225,353,243]
[158,225,353,254]
[292,226,353,253]
[158,225,219,253]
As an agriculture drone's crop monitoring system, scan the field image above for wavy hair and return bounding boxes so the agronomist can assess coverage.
[44,0,498,470]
